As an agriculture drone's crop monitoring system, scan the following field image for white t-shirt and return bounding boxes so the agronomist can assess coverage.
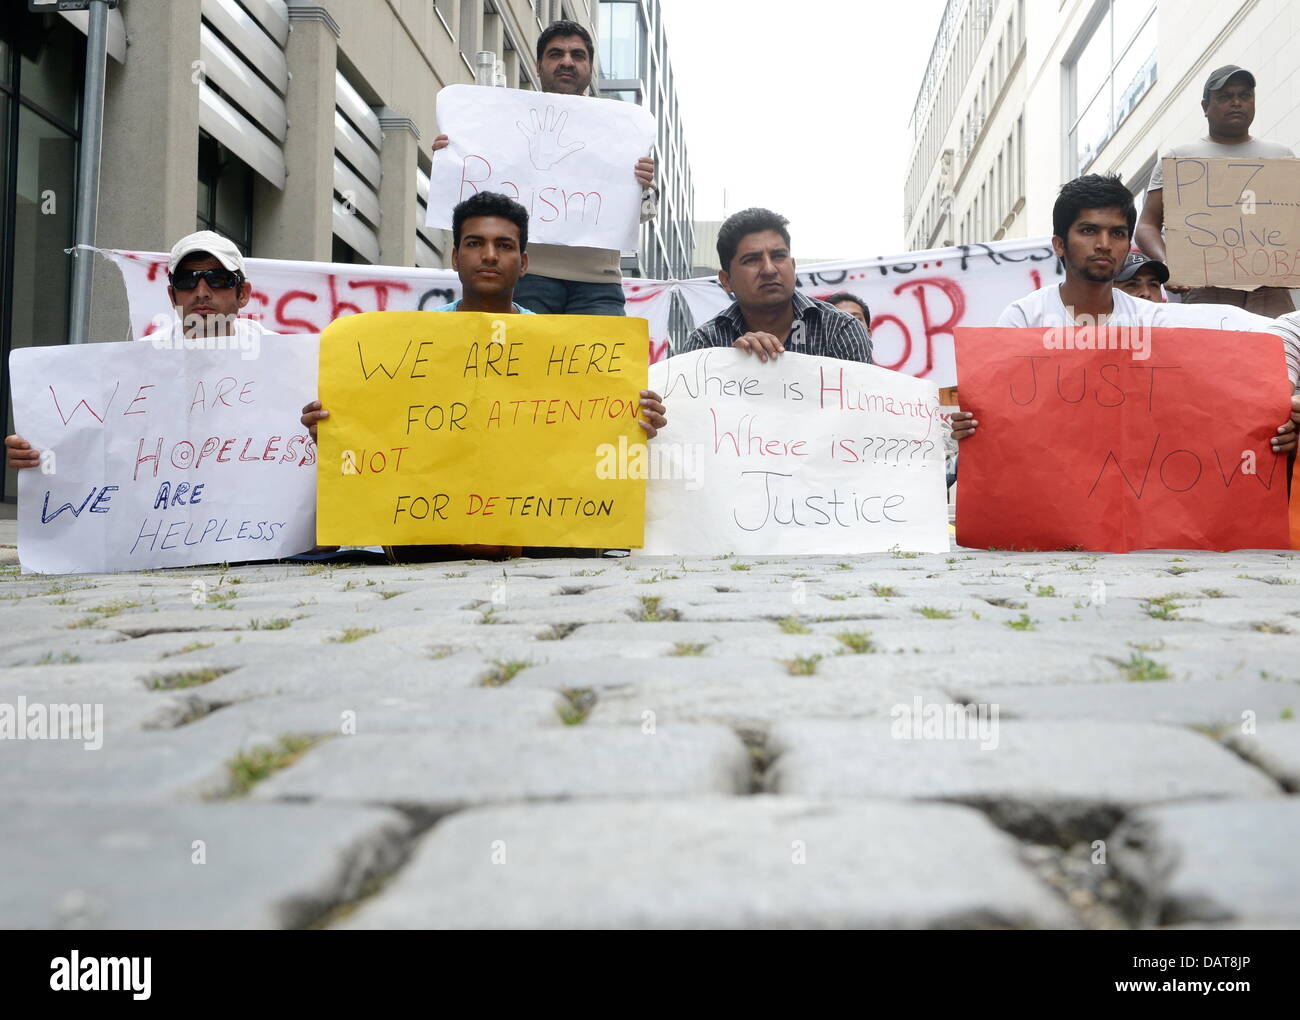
[1148,137,1296,190]
[995,284,1156,327]
[997,283,1278,333]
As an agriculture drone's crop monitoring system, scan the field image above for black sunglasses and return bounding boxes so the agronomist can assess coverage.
[170,268,243,291]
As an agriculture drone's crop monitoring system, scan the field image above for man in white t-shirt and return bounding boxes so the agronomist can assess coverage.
[5,229,276,469]
[953,174,1299,458]
[1135,65,1297,316]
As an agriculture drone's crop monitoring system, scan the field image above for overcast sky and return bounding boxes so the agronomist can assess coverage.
[658,0,950,262]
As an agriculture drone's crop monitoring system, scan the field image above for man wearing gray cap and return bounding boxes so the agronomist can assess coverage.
[1135,65,1296,315]
[1114,250,1169,303]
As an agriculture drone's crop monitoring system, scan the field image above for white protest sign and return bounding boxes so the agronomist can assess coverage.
[425,84,656,250]
[642,349,949,555]
[11,335,320,574]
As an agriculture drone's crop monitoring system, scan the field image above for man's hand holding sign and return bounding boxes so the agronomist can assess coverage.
[953,325,1292,552]
[314,311,653,549]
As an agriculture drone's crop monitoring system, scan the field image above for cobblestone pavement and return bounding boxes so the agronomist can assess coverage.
[2,517,1299,929]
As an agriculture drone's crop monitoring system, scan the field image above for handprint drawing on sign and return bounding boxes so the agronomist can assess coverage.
[517,107,585,171]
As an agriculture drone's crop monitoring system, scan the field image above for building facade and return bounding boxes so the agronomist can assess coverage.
[2,0,696,502]
[904,0,1300,250]
[596,0,694,344]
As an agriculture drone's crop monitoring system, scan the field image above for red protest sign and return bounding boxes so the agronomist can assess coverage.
[954,327,1290,552]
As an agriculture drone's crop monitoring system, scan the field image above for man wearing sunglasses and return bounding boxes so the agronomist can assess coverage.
[6,230,272,469]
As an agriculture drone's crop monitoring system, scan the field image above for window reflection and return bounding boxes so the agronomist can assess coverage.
[1069,0,1156,174]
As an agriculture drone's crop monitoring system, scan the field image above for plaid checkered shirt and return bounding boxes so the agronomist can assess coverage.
[676,290,874,363]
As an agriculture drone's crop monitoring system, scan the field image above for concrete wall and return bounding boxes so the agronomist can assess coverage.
[84,0,596,338]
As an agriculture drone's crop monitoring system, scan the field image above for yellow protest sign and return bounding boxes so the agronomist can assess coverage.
[316,311,648,548]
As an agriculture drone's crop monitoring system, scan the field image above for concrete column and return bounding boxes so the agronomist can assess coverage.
[253,6,340,261]
[377,111,421,267]
[90,0,203,340]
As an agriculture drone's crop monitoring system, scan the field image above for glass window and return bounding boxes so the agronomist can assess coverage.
[19,14,81,129]
[1068,1,1156,174]
[599,1,642,81]
[10,104,77,352]
[197,133,253,255]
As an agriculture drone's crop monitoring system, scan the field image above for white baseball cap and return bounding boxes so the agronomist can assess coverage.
[168,230,246,276]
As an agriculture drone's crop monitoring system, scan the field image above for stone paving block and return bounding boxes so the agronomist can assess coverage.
[817,646,1122,686]
[1111,796,1300,926]
[1225,721,1300,788]
[253,726,750,820]
[767,720,1282,842]
[573,621,784,642]
[196,687,570,737]
[506,657,690,691]
[950,680,1300,729]
[0,725,330,803]
[586,670,947,732]
[446,639,679,666]
[2,801,410,929]
[209,648,488,699]
[341,797,1076,929]
[700,635,845,660]
[488,604,646,626]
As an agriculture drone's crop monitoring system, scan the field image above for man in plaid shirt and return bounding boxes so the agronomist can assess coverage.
[676,208,873,364]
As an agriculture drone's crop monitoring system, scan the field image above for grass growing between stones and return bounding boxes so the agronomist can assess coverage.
[729,563,751,571]
[538,622,581,641]
[783,655,822,676]
[1004,613,1038,631]
[559,688,595,725]
[480,659,532,686]
[1141,595,1185,620]
[636,595,680,622]
[669,642,708,656]
[329,627,378,643]
[223,736,322,797]
[777,616,811,634]
[250,617,293,631]
[378,590,405,600]
[34,651,81,665]
[149,667,229,691]
[1252,621,1292,634]
[914,606,954,619]
[162,641,215,658]
[869,583,897,597]
[836,632,876,654]
[1117,653,1171,682]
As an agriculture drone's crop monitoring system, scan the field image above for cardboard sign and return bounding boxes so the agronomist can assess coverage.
[641,349,949,555]
[11,335,319,574]
[954,326,1291,552]
[1162,156,1300,289]
[316,311,648,547]
[425,84,656,251]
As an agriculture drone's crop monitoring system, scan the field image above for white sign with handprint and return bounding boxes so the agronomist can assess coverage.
[426,84,656,251]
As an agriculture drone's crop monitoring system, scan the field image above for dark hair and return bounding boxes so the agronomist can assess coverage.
[536,20,593,63]
[1052,174,1136,240]
[824,291,869,320]
[717,208,791,271]
[452,191,529,252]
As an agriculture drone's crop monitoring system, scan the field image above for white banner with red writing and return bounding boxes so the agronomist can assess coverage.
[97,236,1069,388]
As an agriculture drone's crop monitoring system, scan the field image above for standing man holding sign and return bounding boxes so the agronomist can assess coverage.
[431,20,656,317]
[1135,65,1296,315]
[677,208,873,364]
